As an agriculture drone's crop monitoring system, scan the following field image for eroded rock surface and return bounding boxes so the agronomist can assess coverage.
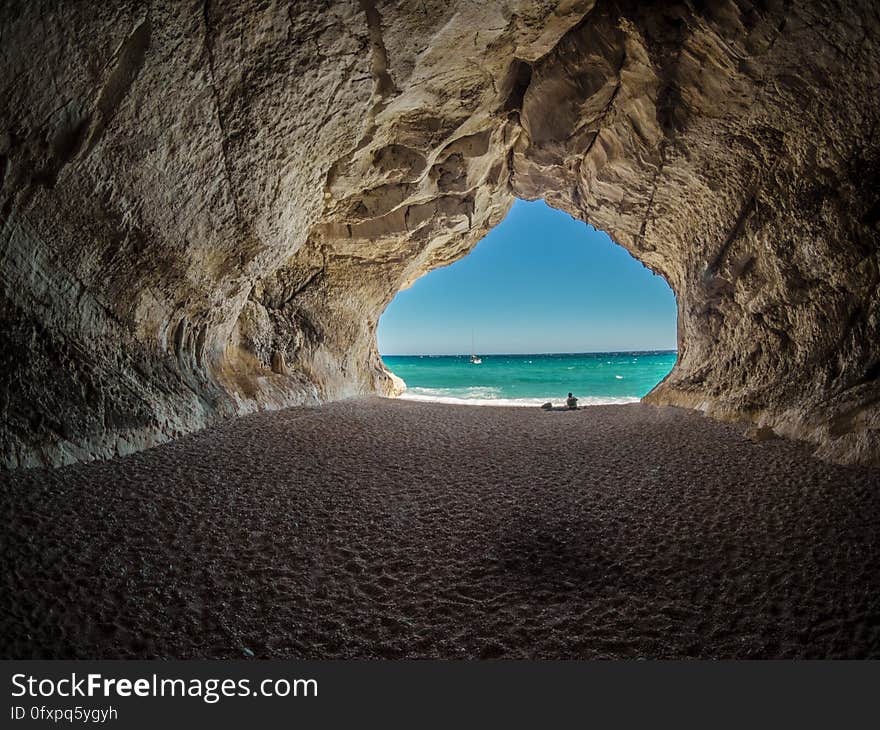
[1,0,878,466]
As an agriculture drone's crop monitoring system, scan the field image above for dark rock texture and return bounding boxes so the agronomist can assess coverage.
[1,1,878,466]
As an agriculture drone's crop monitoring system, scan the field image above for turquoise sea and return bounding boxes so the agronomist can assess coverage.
[381,351,677,407]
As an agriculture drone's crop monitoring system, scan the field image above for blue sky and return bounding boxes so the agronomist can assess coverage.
[377,199,677,355]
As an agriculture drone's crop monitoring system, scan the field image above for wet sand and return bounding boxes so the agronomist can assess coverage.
[1,398,878,659]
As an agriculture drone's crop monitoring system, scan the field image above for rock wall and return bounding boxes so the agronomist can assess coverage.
[1,0,878,467]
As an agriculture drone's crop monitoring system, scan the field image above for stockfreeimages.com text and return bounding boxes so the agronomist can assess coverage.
[11,673,317,704]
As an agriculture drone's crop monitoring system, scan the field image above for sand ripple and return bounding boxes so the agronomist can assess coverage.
[1,399,878,658]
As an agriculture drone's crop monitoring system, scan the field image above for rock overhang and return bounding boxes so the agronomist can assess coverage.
[0,0,877,467]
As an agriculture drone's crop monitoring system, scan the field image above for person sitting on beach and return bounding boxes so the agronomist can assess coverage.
[566,392,578,410]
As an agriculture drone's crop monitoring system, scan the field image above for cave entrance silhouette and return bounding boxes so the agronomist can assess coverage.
[377,199,678,407]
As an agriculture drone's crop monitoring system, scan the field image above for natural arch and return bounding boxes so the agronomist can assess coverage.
[1,1,878,467]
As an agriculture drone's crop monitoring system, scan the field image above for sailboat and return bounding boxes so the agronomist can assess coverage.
[470,330,482,364]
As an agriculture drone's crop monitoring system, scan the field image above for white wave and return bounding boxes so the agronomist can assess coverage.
[397,391,640,408]
[407,386,502,399]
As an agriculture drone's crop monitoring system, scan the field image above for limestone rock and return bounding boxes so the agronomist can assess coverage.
[270,350,288,376]
[386,370,407,398]
[0,1,878,467]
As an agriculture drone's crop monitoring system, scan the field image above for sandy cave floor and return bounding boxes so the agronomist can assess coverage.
[1,398,878,659]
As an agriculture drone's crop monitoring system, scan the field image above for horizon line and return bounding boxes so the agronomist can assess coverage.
[381,348,678,357]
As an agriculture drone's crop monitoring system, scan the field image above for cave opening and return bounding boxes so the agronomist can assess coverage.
[377,199,678,407]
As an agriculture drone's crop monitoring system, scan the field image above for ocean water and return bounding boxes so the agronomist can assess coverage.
[381,351,677,407]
